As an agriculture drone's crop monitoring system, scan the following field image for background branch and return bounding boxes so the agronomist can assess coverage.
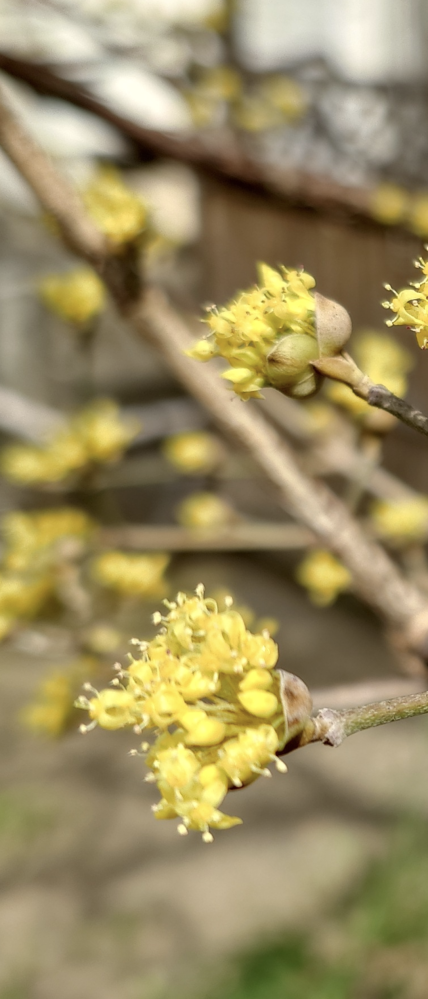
[0,50,380,225]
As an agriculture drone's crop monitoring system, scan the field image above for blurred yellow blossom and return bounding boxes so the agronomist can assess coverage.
[370,184,409,226]
[176,491,234,529]
[0,400,139,485]
[326,330,413,431]
[22,657,98,738]
[408,194,428,238]
[2,508,94,573]
[83,165,147,246]
[296,549,352,606]
[162,431,223,473]
[0,570,53,626]
[384,256,428,349]
[77,585,296,841]
[39,268,105,327]
[83,623,123,656]
[90,551,169,598]
[259,75,308,122]
[369,496,428,545]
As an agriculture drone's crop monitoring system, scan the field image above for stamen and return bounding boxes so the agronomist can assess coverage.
[275,758,288,773]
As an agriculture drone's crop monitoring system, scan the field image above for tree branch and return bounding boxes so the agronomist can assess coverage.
[100,522,313,552]
[1,80,427,659]
[366,384,428,438]
[0,50,379,225]
[308,688,428,748]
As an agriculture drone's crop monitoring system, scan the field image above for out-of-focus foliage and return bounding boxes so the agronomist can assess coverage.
[39,268,106,328]
[370,496,428,545]
[176,491,234,528]
[162,431,223,474]
[0,400,139,485]
[90,551,170,598]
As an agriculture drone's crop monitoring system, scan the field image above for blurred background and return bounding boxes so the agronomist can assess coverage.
[0,1,427,997]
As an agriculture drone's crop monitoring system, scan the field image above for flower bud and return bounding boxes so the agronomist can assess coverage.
[266,333,320,398]
[314,292,352,357]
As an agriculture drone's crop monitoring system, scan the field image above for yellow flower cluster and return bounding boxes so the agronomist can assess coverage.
[83,165,147,247]
[326,330,413,430]
[1,400,139,485]
[370,496,428,545]
[39,268,105,327]
[296,549,352,606]
[91,551,169,599]
[383,257,428,349]
[77,586,289,841]
[176,491,233,529]
[0,507,94,639]
[22,656,98,738]
[162,431,223,474]
[188,263,317,400]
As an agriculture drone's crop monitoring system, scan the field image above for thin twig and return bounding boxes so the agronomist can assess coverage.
[366,384,428,437]
[309,688,428,747]
[1,81,427,657]
[100,522,313,552]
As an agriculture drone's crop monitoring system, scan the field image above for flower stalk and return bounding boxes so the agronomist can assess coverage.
[290,689,428,751]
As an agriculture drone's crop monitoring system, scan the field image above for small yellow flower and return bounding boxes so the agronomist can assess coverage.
[91,551,169,599]
[77,585,300,841]
[83,165,147,246]
[370,496,428,545]
[296,549,352,606]
[162,431,223,474]
[39,268,105,326]
[370,184,409,226]
[384,257,428,349]
[86,688,138,730]
[176,491,233,529]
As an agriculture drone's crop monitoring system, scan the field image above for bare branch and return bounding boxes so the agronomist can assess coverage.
[310,688,428,747]
[0,50,378,225]
[101,522,313,552]
[366,384,428,437]
[0,385,64,442]
[0,88,106,265]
